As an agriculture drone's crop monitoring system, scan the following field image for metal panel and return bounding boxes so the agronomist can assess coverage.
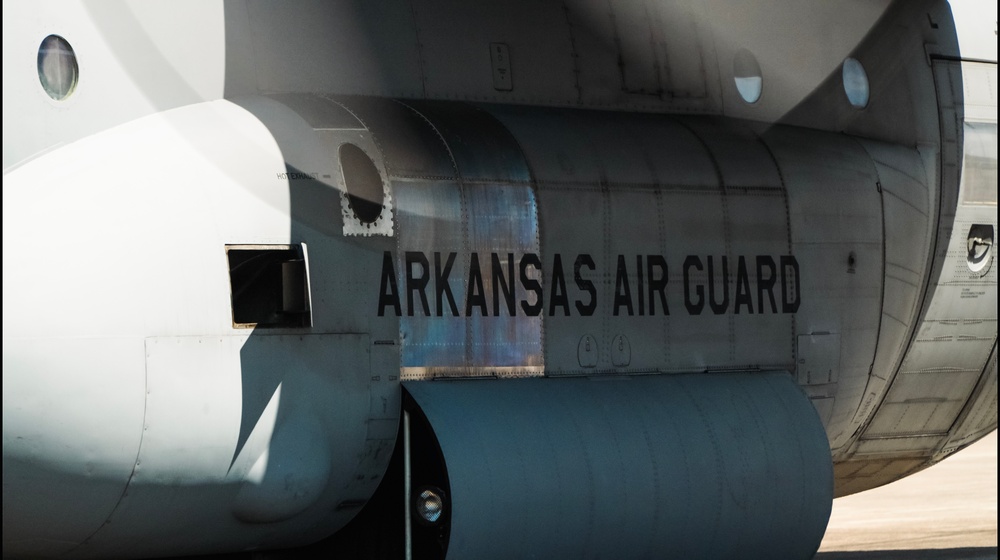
[231,0,884,119]
[533,185,607,373]
[392,180,468,372]
[464,183,542,369]
[604,188,669,372]
[855,435,943,456]
[84,334,388,557]
[811,396,836,427]
[906,324,996,370]
[267,93,364,129]
[491,107,807,374]
[237,95,402,334]
[677,118,783,188]
[610,0,711,99]
[798,333,841,385]
[882,368,983,404]
[935,60,964,211]
[489,43,513,91]
[645,0,712,100]
[402,101,531,183]
[488,107,718,186]
[939,343,998,454]
[335,96,456,180]
[840,67,947,440]
[486,107,719,374]
[725,191,797,367]
[243,0,424,97]
[833,458,926,498]
[614,0,664,95]
[960,62,999,123]
[489,107,603,184]
[854,61,998,458]
[657,192,730,369]
[413,0,577,103]
[386,102,543,379]
[763,126,884,447]
[1,337,145,557]
[863,374,980,438]
[405,372,832,560]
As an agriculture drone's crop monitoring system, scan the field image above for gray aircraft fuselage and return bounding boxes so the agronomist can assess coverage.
[2,1,996,558]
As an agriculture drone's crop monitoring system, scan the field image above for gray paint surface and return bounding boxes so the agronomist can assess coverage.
[2,0,997,557]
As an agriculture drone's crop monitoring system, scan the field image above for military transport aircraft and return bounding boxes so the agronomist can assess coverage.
[3,0,996,558]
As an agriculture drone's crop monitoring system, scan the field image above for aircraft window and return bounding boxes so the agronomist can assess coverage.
[37,35,78,101]
[842,58,870,109]
[733,49,762,104]
[340,143,385,225]
[227,245,311,328]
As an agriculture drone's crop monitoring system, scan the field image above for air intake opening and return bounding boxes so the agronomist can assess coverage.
[340,143,385,225]
[227,244,311,328]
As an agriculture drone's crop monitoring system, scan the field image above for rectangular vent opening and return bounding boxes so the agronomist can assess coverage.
[227,245,311,328]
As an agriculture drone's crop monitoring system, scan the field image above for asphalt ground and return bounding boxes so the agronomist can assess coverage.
[816,430,998,560]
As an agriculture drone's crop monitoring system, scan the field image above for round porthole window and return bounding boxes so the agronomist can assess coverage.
[339,143,385,225]
[37,35,79,101]
[733,49,762,104]
[842,57,870,109]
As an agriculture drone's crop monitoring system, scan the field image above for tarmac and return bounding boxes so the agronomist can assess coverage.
[816,430,998,560]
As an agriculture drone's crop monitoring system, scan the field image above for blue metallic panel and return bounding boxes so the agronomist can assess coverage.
[405,372,833,560]
[386,101,543,378]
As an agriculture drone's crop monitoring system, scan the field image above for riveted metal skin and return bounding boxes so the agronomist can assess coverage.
[405,373,833,560]
[2,1,996,558]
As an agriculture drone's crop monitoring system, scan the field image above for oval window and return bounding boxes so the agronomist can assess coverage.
[339,144,384,224]
[842,58,870,109]
[733,49,762,104]
[37,35,79,101]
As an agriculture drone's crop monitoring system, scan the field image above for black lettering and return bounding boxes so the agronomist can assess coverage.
[614,255,634,316]
[405,251,430,316]
[548,254,570,316]
[781,255,801,313]
[377,251,401,316]
[636,256,645,316]
[734,256,753,314]
[574,254,597,316]
[708,256,729,314]
[465,253,488,316]
[647,255,669,316]
[756,255,777,314]
[434,252,459,317]
[519,253,543,316]
[683,255,704,315]
[492,253,516,316]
